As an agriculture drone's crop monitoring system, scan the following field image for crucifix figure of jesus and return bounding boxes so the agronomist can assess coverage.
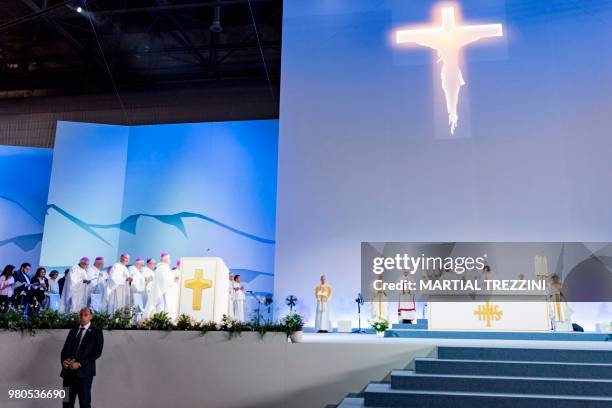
[396,6,503,134]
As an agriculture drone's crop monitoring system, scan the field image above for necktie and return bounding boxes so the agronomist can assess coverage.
[71,328,84,358]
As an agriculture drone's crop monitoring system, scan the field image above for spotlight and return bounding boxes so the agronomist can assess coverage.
[209,5,223,33]
[76,6,82,13]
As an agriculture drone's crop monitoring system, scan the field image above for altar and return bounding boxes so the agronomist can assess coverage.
[428,294,551,331]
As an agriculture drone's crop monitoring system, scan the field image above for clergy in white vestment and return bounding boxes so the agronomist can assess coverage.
[108,253,130,313]
[86,257,105,311]
[397,271,416,324]
[128,258,146,316]
[370,272,389,321]
[549,274,573,331]
[144,253,176,319]
[69,257,91,313]
[101,266,113,312]
[141,258,156,307]
[315,275,332,332]
[59,269,72,313]
[168,261,182,320]
[227,273,235,319]
[232,274,246,321]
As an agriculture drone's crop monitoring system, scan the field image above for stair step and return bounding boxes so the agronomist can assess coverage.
[438,347,612,363]
[364,383,612,408]
[415,358,612,379]
[336,397,365,407]
[391,370,612,396]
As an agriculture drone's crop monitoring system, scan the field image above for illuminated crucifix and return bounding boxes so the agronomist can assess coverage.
[184,268,212,311]
[395,6,503,134]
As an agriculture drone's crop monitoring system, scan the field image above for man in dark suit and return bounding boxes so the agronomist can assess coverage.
[58,268,69,297]
[12,262,31,310]
[60,307,104,408]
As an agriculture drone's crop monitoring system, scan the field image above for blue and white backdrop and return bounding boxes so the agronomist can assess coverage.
[0,146,52,267]
[39,120,278,316]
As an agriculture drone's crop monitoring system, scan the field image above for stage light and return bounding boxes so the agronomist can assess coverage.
[76,6,82,13]
[210,5,223,33]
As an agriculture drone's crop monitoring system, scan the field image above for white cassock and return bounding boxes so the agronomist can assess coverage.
[128,266,146,315]
[144,263,174,319]
[227,279,235,319]
[141,267,155,307]
[109,262,129,313]
[397,289,416,323]
[232,281,245,321]
[59,273,72,313]
[69,264,89,313]
[167,268,181,320]
[86,266,102,311]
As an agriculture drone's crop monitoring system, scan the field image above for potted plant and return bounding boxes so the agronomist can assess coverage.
[370,317,389,337]
[281,312,304,343]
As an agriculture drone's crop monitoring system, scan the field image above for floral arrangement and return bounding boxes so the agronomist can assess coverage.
[280,311,304,334]
[0,306,299,339]
[370,317,389,333]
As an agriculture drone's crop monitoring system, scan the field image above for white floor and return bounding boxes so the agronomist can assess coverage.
[302,332,612,350]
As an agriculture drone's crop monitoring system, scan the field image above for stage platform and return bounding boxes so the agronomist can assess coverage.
[302,332,612,350]
[385,329,612,342]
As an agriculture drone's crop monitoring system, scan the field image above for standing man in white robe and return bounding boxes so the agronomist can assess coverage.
[128,258,146,318]
[397,271,416,324]
[141,258,156,308]
[227,273,235,319]
[69,257,90,313]
[168,260,181,320]
[232,274,246,321]
[108,253,130,313]
[144,253,174,319]
[315,275,332,332]
[86,257,105,311]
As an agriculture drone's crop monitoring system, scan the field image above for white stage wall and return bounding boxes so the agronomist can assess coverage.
[274,1,612,330]
[0,331,433,408]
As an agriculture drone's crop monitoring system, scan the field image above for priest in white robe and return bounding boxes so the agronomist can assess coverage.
[108,253,130,313]
[227,273,235,319]
[232,274,246,321]
[86,257,105,312]
[141,258,156,308]
[69,257,90,313]
[168,260,182,320]
[128,258,146,318]
[315,275,332,332]
[144,252,176,319]
[549,274,573,331]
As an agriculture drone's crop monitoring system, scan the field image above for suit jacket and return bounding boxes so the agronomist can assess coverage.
[60,325,104,379]
[32,277,49,292]
[12,270,31,296]
[58,277,65,296]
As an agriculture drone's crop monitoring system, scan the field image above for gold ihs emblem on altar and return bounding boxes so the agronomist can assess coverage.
[184,269,212,310]
[473,301,503,328]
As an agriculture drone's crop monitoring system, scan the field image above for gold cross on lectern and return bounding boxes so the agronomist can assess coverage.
[184,269,212,311]
[473,301,503,328]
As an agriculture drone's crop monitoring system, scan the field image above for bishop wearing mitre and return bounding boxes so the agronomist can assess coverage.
[315,275,332,333]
